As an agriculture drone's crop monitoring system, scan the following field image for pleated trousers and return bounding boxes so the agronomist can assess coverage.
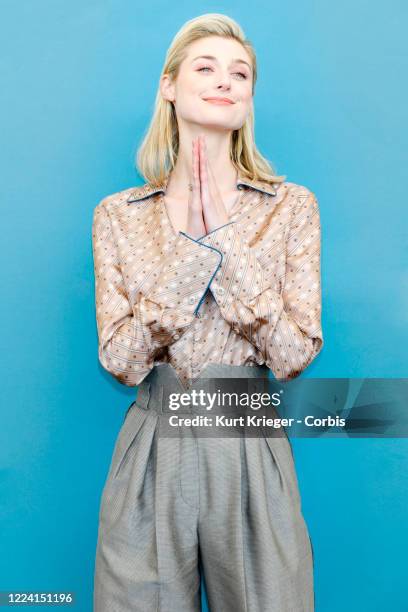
[93,363,314,611]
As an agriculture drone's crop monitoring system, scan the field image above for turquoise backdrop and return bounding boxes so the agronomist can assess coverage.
[2,2,407,610]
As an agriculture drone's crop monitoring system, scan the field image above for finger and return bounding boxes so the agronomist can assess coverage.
[199,135,210,203]
[187,138,206,236]
[191,138,202,211]
[202,135,223,203]
[200,136,228,224]
[201,136,216,191]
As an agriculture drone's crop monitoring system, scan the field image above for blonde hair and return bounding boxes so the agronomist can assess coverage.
[136,13,286,187]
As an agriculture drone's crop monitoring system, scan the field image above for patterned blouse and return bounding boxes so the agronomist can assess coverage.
[92,171,324,390]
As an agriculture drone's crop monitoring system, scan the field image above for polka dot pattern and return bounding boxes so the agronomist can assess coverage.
[91,177,323,388]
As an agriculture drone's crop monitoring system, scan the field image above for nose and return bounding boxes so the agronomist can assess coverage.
[215,71,232,90]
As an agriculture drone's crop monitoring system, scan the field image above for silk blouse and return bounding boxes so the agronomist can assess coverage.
[91,171,324,390]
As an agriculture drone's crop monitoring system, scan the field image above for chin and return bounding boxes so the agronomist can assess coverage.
[190,114,243,131]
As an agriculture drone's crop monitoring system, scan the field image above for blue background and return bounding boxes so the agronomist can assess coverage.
[2,1,407,610]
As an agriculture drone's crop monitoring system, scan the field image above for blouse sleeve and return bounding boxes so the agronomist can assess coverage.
[197,190,324,380]
[92,202,221,386]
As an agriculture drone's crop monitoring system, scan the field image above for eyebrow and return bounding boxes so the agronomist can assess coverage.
[191,55,252,71]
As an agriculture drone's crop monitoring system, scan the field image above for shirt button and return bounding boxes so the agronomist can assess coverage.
[188,296,196,305]
[173,333,180,340]
[216,286,225,296]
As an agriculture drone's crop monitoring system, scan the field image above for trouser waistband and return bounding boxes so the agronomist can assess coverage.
[134,363,270,414]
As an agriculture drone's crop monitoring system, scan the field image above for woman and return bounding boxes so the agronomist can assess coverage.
[92,13,323,612]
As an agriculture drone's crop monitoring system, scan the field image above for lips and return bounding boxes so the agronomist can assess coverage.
[203,97,235,105]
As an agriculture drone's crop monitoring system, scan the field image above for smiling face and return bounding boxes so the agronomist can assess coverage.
[162,35,254,132]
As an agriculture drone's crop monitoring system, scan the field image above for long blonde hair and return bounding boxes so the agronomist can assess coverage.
[136,13,286,187]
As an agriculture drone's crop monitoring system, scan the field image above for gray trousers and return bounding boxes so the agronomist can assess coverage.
[93,363,314,611]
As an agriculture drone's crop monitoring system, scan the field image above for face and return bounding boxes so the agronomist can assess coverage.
[162,36,254,132]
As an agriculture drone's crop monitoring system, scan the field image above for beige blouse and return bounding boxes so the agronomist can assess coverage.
[91,171,324,390]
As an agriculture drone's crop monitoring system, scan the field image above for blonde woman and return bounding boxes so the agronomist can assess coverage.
[92,13,323,612]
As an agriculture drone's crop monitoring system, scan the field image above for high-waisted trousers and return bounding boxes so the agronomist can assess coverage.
[93,363,314,611]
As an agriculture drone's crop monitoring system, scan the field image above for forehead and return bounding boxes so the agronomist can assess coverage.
[183,35,252,65]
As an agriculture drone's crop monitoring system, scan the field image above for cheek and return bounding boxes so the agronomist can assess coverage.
[183,72,203,92]
[174,74,199,100]
[173,86,199,112]
[240,86,253,103]
[239,94,253,116]
[174,93,202,117]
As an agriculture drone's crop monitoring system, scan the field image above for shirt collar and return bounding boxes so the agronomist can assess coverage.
[126,170,281,203]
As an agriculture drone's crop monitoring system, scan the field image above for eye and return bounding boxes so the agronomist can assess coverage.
[233,71,248,80]
[197,66,248,80]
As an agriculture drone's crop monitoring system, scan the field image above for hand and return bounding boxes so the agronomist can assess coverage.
[197,134,229,234]
[185,138,206,239]
[185,135,229,239]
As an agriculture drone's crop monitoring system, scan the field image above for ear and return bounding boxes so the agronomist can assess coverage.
[160,74,175,102]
